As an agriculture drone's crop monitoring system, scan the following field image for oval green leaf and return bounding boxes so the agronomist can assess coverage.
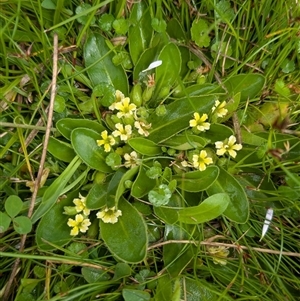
[224,73,265,102]
[86,183,108,209]
[173,166,219,192]
[0,212,11,233]
[84,33,128,94]
[131,165,156,198]
[207,167,249,223]
[123,289,151,301]
[36,192,78,250]
[13,216,32,234]
[128,2,152,65]
[71,128,112,173]
[153,43,181,100]
[128,137,162,156]
[100,198,148,263]
[48,137,76,162]
[5,195,23,218]
[56,118,105,140]
[178,193,230,224]
[160,133,208,150]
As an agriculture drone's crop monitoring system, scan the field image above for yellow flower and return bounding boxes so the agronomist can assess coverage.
[207,246,229,266]
[134,120,152,137]
[212,100,228,118]
[67,214,91,236]
[112,123,132,141]
[124,151,140,168]
[109,90,125,110]
[192,150,213,171]
[115,97,137,118]
[189,113,210,132]
[96,206,122,224]
[73,193,90,216]
[97,130,116,152]
[215,135,242,158]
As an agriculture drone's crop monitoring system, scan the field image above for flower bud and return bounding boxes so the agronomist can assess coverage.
[142,86,154,103]
[131,83,143,107]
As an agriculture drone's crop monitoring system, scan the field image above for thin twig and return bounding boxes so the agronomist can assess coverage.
[28,33,58,217]
[2,33,59,301]
[148,240,300,258]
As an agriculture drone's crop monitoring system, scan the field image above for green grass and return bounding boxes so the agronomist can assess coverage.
[1,0,300,300]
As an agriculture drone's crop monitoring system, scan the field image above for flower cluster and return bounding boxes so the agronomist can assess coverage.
[96,206,122,224]
[66,194,92,236]
[65,193,122,236]
[207,246,230,266]
[96,90,152,168]
[182,100,242,171]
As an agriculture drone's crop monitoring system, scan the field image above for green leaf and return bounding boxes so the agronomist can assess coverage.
[146,161,162,179]
[154,274,173,301]
[81,267,110,283]
[215,0,235,21]
[131,166,156,198]
[128,137,162,156]
[115,167,139,205]
[86,183,108,209]
[31,156,82,224]
[180,277,218,301]
[13,216,32,234]
[5,195,23,218]
[200,123,234,143]
[151,18,167,33]
[54,95,66,113]
[56,118,105,140]
[122,289,151,301]
[280,58,295,74]
[129,2,152,65]
[167,18,187,41]
[113,18,129,35]
[153,43,181,101]
[48,137,76,162]
[274,79,291,97]
[224,73,265,102]
[154,206,178,224]
[160,133,208,150]
[71,128,112,173]
[100,198,148,263]
[98,13,115,32]
[178,193,230,224]
[75,3,95,25]
[113,262,131,280]
[148,95,216,143]
[148,184,172,207]
[132,33,166,81]
[84,33,128,94]
[191,19,210,48]
[163,224,195,277]
[92,83,115,107]
[105,152,122,170]
[173,166,219,192]
[153,194,181,224]
[207,167,249,223]
[36,192,79,250]
[0,212,11,233]
[41,0,56,9]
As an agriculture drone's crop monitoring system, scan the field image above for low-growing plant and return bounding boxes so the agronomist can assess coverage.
[1,0,300,300]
